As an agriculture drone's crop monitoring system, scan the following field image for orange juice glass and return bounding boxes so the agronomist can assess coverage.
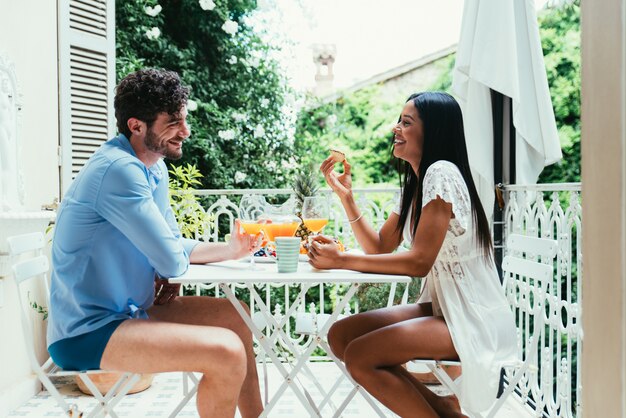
[240,221,264,236]
[262,221,300,241]
[303,218,328,234]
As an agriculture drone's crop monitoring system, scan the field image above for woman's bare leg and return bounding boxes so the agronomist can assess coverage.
[342,316,460,418]
[147,296,263,418]
[393,365,466,418]
[327,302,433,361]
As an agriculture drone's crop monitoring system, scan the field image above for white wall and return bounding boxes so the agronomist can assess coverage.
[0,1,60,210]
[0,0,60,415]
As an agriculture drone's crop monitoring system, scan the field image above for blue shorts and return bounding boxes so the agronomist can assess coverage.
[48,319,127,371]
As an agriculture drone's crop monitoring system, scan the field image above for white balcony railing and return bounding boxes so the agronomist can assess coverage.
[188,188,401,250]
[189,184,582,417]
[184,188,402,360]
[502,183,582,418]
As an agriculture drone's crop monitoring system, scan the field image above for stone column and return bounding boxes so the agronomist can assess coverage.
[581,0,626,416]
[312,43,337,97]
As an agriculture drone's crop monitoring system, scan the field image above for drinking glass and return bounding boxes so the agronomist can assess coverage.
[301,196,330,237]
[263,199,301,243]
[238,194,267,268]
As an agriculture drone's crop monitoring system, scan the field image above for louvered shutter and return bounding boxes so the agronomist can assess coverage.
[58,0,115,193]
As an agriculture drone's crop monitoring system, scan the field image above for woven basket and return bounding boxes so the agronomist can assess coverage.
[76,372,154,395]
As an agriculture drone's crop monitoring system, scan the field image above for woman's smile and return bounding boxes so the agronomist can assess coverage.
[393,135,406,146]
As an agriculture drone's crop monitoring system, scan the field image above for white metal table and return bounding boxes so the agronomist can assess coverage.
[169,260,411,418]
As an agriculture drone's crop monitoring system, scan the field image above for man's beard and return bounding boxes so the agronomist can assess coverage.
[144,128,183,160]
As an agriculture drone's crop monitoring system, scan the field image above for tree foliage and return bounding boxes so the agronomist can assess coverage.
[294,87,400,187]
[116,0,297,189]
[537,1,581,183]
[294,3,580,187]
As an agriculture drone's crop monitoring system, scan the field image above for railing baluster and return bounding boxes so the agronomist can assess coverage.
[502,183,581,418]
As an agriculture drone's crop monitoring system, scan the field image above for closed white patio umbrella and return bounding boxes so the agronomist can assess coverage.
[452,0,563,220]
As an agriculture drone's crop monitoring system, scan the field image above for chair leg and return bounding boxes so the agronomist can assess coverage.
[168,377,199,418]
[101,373,142,416]
[80,372,141,418]
[486,365,529,418]
[78,374,108,418]
[426,363,463,399]
[35,369,72,415]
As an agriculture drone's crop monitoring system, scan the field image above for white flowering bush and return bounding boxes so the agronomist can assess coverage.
[234,171,247,183]
[145,27,160,40]
[144,5,162,16]
[198,0,215,11]
[218,129,236,141]
[253,124,265,138]
[117,0,297,190]
[186,99,198,112]
[221,20,239,35]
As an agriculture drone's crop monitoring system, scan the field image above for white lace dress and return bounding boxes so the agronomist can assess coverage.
[393,160,517,415]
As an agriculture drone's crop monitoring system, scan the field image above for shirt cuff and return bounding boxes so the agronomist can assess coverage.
[182,238,201,257]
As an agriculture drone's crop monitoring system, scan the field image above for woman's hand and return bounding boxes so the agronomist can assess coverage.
[320,157,353,201]
[307,235,345,270]
[228,219,263,259]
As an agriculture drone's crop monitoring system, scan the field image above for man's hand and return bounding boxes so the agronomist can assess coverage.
[229,219,263,260]
[154,275,181,305]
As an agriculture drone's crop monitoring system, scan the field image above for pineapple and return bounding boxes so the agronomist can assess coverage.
[293,163,319,243]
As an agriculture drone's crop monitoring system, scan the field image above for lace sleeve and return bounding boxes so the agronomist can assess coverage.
[421,161,471,232]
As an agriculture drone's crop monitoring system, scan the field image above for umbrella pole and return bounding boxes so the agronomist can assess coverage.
[491,91,515,280]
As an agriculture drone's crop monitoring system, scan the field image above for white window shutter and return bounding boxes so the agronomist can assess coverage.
[58,0,115,193]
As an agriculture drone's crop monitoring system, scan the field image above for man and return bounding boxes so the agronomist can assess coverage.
[47,69,263,418]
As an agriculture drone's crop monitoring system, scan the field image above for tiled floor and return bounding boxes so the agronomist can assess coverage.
[8,362,532,417]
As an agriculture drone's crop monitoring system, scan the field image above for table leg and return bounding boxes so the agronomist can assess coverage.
[313,283,389,418]
[245,283,351,415]
[206,281,391,418]
[247,282,361,417]
[220,283,322,418]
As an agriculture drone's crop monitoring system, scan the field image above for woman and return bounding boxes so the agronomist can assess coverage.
[308,92,517,417]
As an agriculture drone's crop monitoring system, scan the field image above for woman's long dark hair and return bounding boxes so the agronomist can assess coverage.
[395,92,493,260]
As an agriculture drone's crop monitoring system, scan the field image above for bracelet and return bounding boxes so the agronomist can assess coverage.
[348,213,364,224]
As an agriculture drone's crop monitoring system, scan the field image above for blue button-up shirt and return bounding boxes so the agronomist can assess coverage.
[47,134,199,346]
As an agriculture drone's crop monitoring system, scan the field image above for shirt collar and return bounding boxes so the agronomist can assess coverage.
[116,134,163,186]
[116,134,137,158]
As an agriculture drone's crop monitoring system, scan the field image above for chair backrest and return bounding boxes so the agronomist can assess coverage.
[501,234,558,388]
[8,232,50,371]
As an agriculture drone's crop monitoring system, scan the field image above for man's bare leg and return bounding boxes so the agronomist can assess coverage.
[147,296,263,418]
[100,319,247,418]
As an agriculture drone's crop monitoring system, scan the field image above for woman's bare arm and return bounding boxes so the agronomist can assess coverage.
[338,195,404,254]
[308,197,451,277]
[320,156,403,254]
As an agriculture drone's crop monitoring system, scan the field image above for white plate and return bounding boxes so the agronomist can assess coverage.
[255,255,276,263]
[239,255,276,263]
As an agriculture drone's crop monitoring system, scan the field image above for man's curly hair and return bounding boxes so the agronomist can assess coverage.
[114,69,190,138]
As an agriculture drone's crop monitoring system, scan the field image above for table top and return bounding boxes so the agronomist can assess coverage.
[169,260,412,285]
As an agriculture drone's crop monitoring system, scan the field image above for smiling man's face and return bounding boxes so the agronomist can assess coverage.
[144,106,191,160]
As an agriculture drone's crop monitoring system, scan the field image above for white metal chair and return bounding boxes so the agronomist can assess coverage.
[9,232,141,418]
[407,234,558,418]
